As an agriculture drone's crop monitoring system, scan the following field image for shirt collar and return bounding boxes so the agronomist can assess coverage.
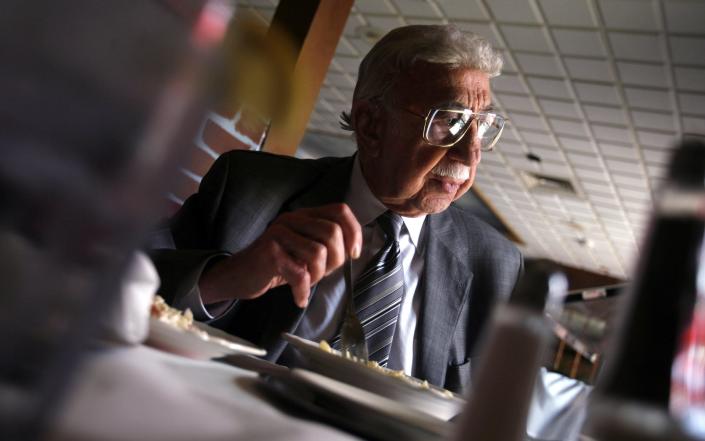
[345,156,426,248]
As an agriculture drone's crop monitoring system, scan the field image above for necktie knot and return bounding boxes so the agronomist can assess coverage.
[378,211,403,242]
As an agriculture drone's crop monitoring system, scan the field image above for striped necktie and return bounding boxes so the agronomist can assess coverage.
[352,211,405,366]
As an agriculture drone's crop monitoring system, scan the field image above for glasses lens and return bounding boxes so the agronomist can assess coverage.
[425,109,471,146]
[425,109,505,150]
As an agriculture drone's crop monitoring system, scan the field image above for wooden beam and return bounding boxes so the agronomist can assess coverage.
[262,0,354,156]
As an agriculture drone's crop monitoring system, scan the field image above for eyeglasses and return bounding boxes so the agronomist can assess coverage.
[401,107,508,151]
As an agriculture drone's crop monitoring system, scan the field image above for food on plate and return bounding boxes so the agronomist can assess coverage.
[150,295,208,339]
[318,340,453,399]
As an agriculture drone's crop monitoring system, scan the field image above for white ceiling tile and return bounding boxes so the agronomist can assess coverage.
[636,130,676,149]
[642,147,673,165]
[574,165,610,183]
[631,110,677,131]
[527,77,572,99]
[612,174,648,188]
[453,22,503,48]
[325,71,356,88]
[492,74,528,94]
[485,0,541,24]
[588,191,619,204]
[598,142,639,160]
[592,124,632,143]
[624,87,673,111]
[501,25,551,52]
[581,181,614,194]
[540,162,573,177]
[664,0,705,35]
[496,93,539,113]
[515,53,563,76]
[674,67,705,92]
[438,0,489,21]
[679,93,705,116]
[646,164,667,179]
[336,36,362,56]
[364,15,406,33]
[404,16,446,25]
[332,56,360,74]
[549,118,589,137]
[682,116,705,133]
[670,36,705,66]
[617,62,668,88]
[617,186,650,201]
[392,0,443,18]
[343,13,366,37]
[538,0,596,26]
[522,131,558,146]
[354,0,396,14]
[495,140,525,155]
[527,144,561,158]
[598,0,659,31]
[318,87,346,103]
[583,104,627,125]
[349,36,375,55]
[558,135,597,153]
[511,113,548,130]
[606,157,640,174]
[553,29,606,57]
[608,33,662,62]
[574,82,620,106]
[564,58,614,82]
[539,99,581,119]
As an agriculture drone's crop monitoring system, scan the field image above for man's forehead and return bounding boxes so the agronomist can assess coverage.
[394,64,491,109]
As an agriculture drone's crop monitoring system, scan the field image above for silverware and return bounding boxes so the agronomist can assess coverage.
[339,257,369,361]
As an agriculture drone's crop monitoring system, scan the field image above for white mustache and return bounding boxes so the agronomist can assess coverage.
[430,161,470,180]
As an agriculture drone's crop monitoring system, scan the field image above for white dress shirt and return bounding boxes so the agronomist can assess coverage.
[293,157,427,374]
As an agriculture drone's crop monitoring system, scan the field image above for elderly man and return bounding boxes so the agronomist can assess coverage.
[149,24,522,394]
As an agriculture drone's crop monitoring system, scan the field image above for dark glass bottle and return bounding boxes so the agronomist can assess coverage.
[453,259,568,441]
[582,139,705,441]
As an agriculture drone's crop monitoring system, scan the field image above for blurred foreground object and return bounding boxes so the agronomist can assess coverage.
[0,1,232,439]
[582,138,705,440]
[453,259,568,441]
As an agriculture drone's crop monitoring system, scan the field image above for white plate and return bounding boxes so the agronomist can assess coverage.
[269,369,452,441]
[282,333,465,421]
[146,317,266,360]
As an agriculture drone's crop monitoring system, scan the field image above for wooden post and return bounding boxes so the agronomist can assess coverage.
[262,0,354,156]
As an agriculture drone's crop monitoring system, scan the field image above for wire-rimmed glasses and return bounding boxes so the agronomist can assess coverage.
[402,107,508,151]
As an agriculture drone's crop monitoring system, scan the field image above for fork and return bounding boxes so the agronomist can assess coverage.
[339,257,369,361]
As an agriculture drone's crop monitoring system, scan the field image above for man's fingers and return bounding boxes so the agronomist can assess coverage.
[276,217,346,273]
[278,203,362,260]
[271,225,328,284]
[269,239,311,308]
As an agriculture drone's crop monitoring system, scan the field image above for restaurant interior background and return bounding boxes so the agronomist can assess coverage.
[174,0,705,383]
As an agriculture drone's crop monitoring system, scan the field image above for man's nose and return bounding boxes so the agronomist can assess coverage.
[449,124,481,165]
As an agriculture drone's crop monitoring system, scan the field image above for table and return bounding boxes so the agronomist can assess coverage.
[48,343,360,441]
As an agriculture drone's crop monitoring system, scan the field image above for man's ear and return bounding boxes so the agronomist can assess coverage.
[352,100,383,158]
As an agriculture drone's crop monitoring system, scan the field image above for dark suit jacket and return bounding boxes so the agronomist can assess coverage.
[148,150,523,394]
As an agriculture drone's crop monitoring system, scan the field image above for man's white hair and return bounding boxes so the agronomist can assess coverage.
[340,24,502,130]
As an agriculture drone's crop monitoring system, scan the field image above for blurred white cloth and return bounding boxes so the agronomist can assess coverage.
[49,338,359,441]
[527,368,593,441]
[99,251,159,345]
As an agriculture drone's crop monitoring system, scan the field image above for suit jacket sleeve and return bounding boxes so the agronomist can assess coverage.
[145,152,235,319]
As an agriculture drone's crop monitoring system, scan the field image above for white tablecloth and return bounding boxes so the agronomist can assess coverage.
[48,344,360,441]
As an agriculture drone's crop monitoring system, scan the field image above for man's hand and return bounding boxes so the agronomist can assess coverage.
[199,203,362,308]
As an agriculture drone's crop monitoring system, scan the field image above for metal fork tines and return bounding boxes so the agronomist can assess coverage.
[339,258,369,361]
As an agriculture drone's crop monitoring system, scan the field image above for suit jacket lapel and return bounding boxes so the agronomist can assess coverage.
[415,210,473,386]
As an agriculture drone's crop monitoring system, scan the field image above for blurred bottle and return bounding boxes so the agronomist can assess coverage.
[581,139,705,441]
[453,259,568,441]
